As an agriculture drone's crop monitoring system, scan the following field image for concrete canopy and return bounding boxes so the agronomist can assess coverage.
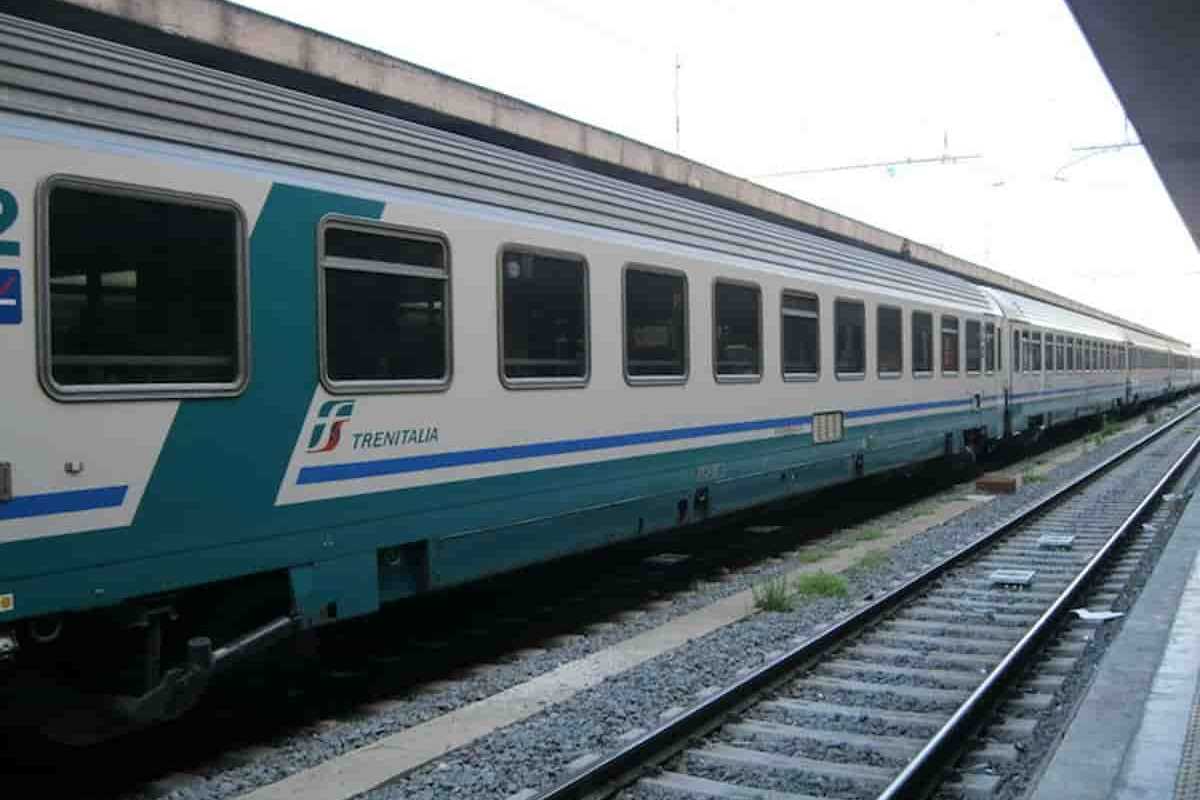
[1067,1,1200,250]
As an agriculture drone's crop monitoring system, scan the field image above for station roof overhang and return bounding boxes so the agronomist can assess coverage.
[1066,1,1200,250]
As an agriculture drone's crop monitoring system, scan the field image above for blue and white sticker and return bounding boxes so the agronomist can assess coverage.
[0,268,20,324]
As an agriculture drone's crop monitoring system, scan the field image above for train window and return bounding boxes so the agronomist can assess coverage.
[782,291,819,379]
[835,300,866,377]
[1031,332,1043,373]
[996,325,1003,371]
[501,247,588,384]
[965,320,982,373]
[985,322,996,372]
[912,311,934,375]
[1057,336,1065,372]
[321,220,450,390]
[1069,338,1076,371]
[1046,335,1055,372]
[1013,329,1022,373]
[624,266,687,382]
[877,305,902,377]
[43,179,246,399]
[714,281,761,380]
[941,315,960,374]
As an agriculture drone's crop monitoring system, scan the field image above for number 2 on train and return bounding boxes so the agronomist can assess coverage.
[0,189,19,256]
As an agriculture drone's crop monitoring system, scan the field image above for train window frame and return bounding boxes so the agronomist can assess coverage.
[834,297,867,380]
[965,319,982,375]
[318,215,452,394]
[38,174,250,402]
[1057,335,1065,373]
[497,243,591,389]
[781,289,820,382]
[1031,331,1043,373]
[712,278,763,384]
[622,264,689,386]
[912,310,934,378]
[940,314,960,375]
[1013,329,1022,373]
[876,304,903,379]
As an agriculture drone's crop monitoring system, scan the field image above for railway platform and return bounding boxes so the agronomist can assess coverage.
[1031,481,1200,800]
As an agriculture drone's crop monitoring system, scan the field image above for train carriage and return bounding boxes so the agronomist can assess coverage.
[0,10,1192,739]
[983,287,1129,434]
[1127,330,1174,404]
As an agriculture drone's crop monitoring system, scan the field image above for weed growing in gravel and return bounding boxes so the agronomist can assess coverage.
[794,571,849,598]
[752,575,793,612]
[853,528,885,542]
[1088,415,1121,448]
[853,549,890,571]
[1022,471,1046,484]
[796,547,833,564]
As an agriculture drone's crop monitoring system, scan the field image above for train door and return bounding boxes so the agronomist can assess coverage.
[1002,322,1014,437]
[1124,342,1133,406]
[1168,347,1176,395]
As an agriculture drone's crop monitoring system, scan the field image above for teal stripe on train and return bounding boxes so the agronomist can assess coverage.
[126,185,385,556]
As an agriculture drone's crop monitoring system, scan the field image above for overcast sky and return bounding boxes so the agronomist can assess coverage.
[239,0,1200,345]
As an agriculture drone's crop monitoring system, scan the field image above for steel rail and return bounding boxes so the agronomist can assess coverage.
[531,401,1200,800]
[879,412,1200,798]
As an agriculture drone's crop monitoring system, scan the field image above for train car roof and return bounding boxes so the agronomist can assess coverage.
[981,287,1127,342]
[0,10,1000,314]
[1124,327,1178,352]
[4,0,1189,345]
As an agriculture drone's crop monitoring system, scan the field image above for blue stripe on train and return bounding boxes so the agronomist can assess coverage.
[298,395,980,486]
[0,486,127,520]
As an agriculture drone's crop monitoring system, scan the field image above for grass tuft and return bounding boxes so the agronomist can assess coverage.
[853,528,885,542]
[794,571,849,598]
[1022,470,1047,484]
[853,549,890,571]
[795,547,833,564]
[752,575,793,612]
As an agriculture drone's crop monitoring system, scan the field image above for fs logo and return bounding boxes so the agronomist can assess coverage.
[307,399,355,453]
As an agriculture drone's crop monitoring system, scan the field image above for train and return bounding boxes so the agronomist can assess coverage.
[0,10,1196,742]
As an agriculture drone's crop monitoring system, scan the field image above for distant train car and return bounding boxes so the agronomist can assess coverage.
[982,287,1129,435]
[0,12,1191,740]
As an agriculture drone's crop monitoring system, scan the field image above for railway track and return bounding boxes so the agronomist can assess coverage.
[531,404,1200,800]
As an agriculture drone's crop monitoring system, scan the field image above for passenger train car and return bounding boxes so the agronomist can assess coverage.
[0,13,1194,738]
